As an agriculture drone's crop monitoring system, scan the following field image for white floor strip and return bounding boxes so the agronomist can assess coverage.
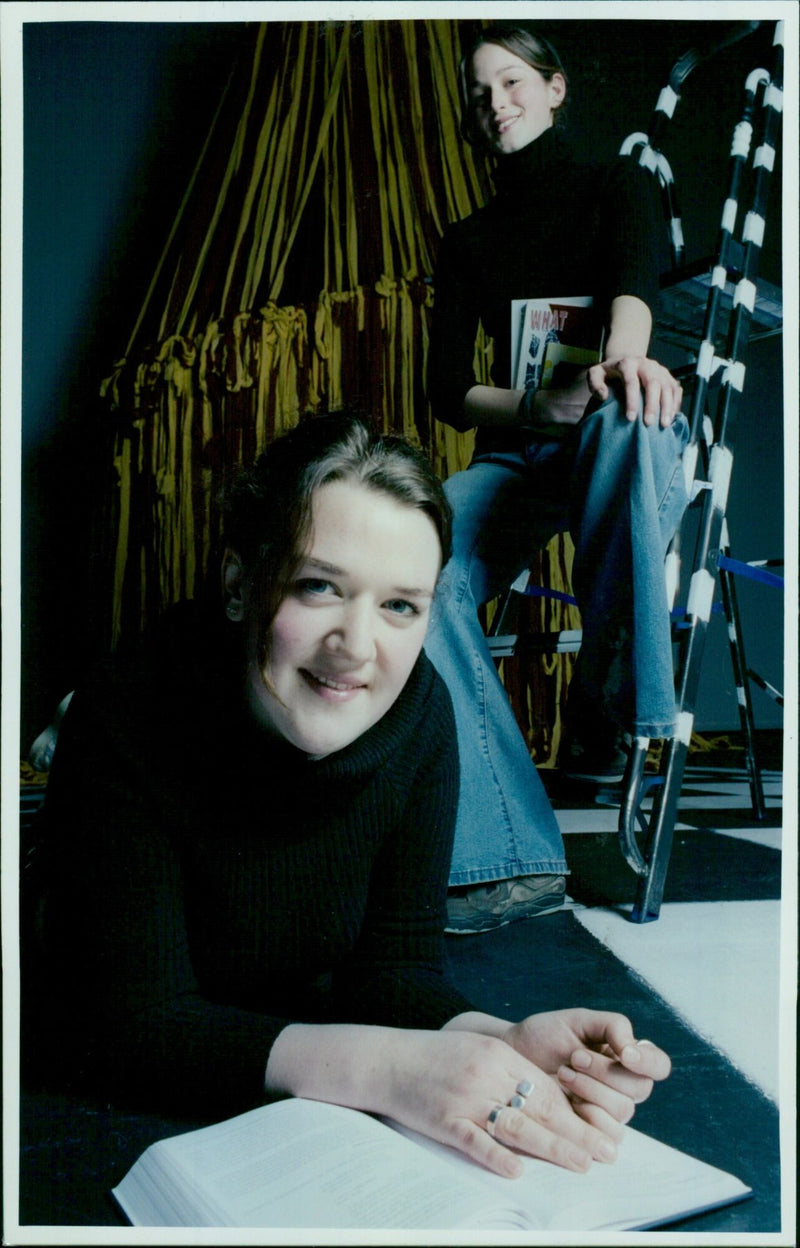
[575,900,782,1102]
[557,806,783,850]
[556,774,783,847]
[557,808,620,834]
[713,824,783,850]
[674,794,782,811]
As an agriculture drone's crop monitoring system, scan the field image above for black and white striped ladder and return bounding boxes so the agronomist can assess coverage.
[618,20,784,920]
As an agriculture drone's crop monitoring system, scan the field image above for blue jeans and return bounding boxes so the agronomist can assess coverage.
[425,394,689,886]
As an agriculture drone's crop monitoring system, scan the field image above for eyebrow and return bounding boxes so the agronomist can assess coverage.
[470,63,523,89]
[303,557,346,576]
[301,556,435,599]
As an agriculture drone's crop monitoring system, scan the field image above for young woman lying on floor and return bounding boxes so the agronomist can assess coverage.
[27,413,670,1180]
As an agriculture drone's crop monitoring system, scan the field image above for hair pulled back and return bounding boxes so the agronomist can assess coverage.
[459,23,568,149]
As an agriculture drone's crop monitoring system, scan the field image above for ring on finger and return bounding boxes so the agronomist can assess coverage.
[486,1105,505,1138]
[508,1077,534,1110]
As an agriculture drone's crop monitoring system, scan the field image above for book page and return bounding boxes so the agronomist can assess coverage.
[390,1122,752,1232]
[113,1099,538,1230]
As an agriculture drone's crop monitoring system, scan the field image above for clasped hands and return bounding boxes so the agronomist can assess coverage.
[395,1008,671,1180]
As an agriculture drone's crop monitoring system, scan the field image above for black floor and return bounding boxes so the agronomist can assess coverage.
[16,908,781,1235]
[446,910,781,1235]
[13,743,786,1236]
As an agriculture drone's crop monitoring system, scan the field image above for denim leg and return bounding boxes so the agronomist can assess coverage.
[569,395,690,736]
[425,455,568,885]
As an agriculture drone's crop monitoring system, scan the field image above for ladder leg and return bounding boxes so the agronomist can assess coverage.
[631,737,690,922]
[718,546,766,820]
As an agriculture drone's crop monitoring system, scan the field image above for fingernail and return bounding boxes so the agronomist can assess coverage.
[559,1064,577,1083]
[597,1139,617,1162]
[622,1044,641,1065]
[571,1049,592,1070]
[570,1148,592,1171]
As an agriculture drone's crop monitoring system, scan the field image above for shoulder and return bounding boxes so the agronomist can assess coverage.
[436,190,506,256]
[598,153,661,210]
[547,133,652,202]
[62,601,232,749]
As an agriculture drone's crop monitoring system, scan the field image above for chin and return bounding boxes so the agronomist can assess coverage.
[293,723,368,758]
[504,133,533,154]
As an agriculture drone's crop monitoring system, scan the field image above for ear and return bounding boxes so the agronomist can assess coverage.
[221,548,246,621]
[549,72,567,111]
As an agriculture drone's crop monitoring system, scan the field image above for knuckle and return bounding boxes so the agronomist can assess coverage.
[501,1107,528,1142]
[535,1086,558,1124]
[547,1135,587,1171]
[461,1056,482,1084]
[460,1035,501,1085]
[451,1118,482,1152]
[479,1034,507,1061]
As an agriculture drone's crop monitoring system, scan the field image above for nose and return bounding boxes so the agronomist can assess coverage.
[325,598,377,664]
[491,83,508,112]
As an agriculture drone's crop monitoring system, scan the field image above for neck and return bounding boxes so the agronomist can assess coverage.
[491,125,562,192]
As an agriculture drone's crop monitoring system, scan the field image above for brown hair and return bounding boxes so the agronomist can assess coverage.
[459,24,569,149]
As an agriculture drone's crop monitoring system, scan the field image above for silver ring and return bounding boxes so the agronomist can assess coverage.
[509,1078,534,1109]
[486,1105,504,1138]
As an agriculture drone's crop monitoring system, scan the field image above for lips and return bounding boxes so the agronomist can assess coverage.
[301,669,368,699]
[495,114,520,134]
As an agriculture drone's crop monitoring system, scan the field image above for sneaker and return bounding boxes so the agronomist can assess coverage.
[445,874,567,935]
[559,727,632,785]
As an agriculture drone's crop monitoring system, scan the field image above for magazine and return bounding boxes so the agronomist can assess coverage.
[510,295,604,391]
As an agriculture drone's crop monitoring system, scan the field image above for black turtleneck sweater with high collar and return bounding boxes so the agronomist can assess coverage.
[29,603,470,1117]
[428,126,662,453]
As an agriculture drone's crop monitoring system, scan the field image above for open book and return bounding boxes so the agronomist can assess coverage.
[510,295,604,391]
[112,1097,751,1231]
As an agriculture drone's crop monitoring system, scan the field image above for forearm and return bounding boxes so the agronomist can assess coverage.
[464,381,590,431]
[442,1010,512,1039]
[265,1022,417,1115]
[458,295,655,431]
[604,294,652,360]
[462,384,525,427]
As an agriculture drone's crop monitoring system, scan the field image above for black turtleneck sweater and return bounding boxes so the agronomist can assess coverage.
[33,604,471,1116]
[428,127,662,456]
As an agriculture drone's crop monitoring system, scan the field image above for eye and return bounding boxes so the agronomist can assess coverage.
[383,598,421,618]
[295,577,336,598]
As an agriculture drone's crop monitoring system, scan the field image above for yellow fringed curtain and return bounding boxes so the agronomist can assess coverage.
[100,18,578,763]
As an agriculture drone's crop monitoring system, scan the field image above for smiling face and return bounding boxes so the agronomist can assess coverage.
[468,42,565,156]
[243,478,442,758]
